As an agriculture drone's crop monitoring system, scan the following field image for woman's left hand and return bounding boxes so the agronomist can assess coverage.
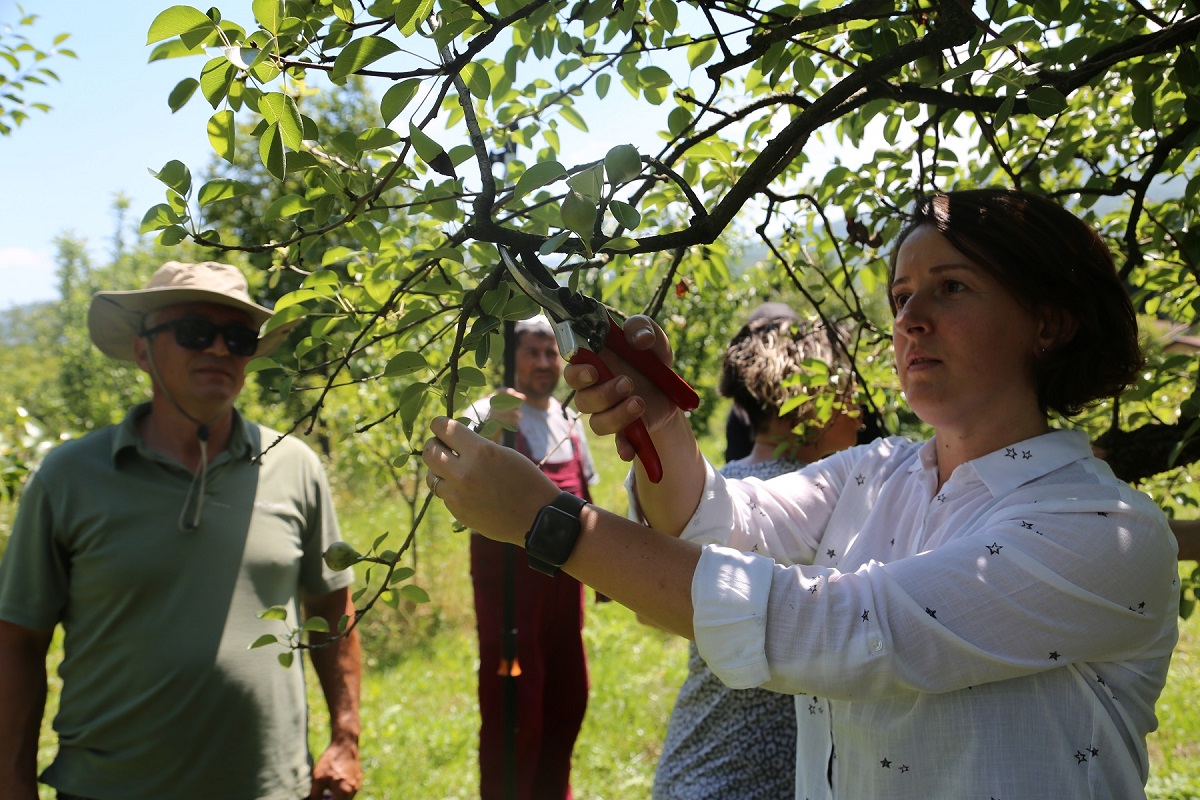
[422,416,560,543]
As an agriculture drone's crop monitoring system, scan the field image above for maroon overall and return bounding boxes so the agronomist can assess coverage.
[469,430,591,800]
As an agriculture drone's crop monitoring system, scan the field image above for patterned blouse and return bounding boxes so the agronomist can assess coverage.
[654,456,808,800]
[682,430,1178,800]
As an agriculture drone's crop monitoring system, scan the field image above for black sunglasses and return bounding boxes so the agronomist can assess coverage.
[141,317,260,357]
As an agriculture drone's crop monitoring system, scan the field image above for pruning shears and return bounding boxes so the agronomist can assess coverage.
[499,247,700,483]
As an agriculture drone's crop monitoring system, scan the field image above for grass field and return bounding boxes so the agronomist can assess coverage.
[24,422,1200,799]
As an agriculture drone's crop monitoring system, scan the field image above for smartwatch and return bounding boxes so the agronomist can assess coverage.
[524,491,587,576]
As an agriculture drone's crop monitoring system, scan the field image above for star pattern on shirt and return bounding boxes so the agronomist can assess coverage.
[809,584,818,594]
[1005,448,1017,459]
[936,493,947,503]
[807,701,825,715]
[926,607,937,618]
[1129,601,1146,615]
[987,542,1003,555]
[862,609,870,622]
[880,758,891,768]
[855,474,866,485]
[1050,651,1061,660]
[827,548,837,558]
[1074,750,1088,764]
[1020,520,1034,530]
[899,765,909,773]
[1097,511,1109,517]
[1022,450,1033,459]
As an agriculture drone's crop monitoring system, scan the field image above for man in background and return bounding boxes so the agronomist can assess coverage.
[0,261,362,800]
[465,315,598,800]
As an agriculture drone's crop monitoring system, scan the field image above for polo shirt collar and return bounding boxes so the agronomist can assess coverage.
[112,402,255,464]
[910,428,1092,496]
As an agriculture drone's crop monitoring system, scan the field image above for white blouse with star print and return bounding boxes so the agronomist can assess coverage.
[681,429,1178,800]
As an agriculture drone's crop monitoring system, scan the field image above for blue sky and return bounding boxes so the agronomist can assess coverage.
[0,0,216,308]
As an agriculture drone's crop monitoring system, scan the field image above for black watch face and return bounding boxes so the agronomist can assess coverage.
[529,505,579,565]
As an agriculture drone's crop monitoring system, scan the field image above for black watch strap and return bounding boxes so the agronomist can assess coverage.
[525,491,587,576]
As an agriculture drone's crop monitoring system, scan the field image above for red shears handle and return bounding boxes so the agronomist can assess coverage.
[602,314,700,411]
[569,348,665,483]
[569,315,700,484]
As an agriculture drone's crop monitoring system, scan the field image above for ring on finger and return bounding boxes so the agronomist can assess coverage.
[429,474,443,497]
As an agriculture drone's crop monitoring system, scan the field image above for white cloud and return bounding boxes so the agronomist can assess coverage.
[0,247,58,308]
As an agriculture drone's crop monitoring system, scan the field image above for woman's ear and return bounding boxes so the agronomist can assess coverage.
[1036,306,1079,352]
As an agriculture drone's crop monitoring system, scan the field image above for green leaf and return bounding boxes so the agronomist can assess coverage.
[514,160,567,199]
[158,226,189,246]
[264,194,314,221]
[278,652,294,668]
[687,39,716,70]
[409,123,456,177]
[257,605,289,621]
[388,566,417,584]
[609,200,641,229]
[245,357,283,374]
[539,230,571,255]
[357,127,402,152]
[600,236,639,252]
[566,165,603,201]
[638,65,672,89]
[385,351,429,376]
[332,35,400,81]
[259,92,303,149]
[146,5,214,45]
[490,393,524,411]
[168,78,199,112]
[252,0,283,33]
[380,79,420,125]
[197,178,247,206]
[249,634,279,649]
[332,0,355,22]
[456,366,488,386]
[199,56,234,108]
[302,616,331,633]
[558,105,589,132]
[461,62,491,100]
[400,584,431,604]
[1026,86,1067,119]
[259,122,286,179]
[394,0,436,36]
[154,160,192,196]
[207,109,236,162]
[560,190,597,242]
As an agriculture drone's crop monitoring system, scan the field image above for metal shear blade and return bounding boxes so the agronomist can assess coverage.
[499,248,608,352]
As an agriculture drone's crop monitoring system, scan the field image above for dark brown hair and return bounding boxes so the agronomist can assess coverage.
[888,189,1142,416]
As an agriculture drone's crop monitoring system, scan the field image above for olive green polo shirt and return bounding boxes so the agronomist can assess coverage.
[0,404,353,800]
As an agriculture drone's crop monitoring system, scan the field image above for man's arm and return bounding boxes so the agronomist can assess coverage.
[0,619,52,800]
[303,588,362,800]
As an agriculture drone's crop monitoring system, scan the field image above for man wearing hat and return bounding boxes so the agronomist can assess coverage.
[0,262,362,799]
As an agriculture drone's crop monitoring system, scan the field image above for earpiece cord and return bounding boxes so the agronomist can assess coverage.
[144,345,223,533]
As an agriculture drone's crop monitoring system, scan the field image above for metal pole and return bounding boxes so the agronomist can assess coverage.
[500,317,520,800]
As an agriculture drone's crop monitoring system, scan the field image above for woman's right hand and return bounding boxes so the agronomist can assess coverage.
[564,315,682,464]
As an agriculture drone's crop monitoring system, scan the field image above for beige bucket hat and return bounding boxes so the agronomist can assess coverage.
[88,261,295,361]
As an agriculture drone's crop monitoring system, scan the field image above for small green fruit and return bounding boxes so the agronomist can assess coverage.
[323,541,362,571]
